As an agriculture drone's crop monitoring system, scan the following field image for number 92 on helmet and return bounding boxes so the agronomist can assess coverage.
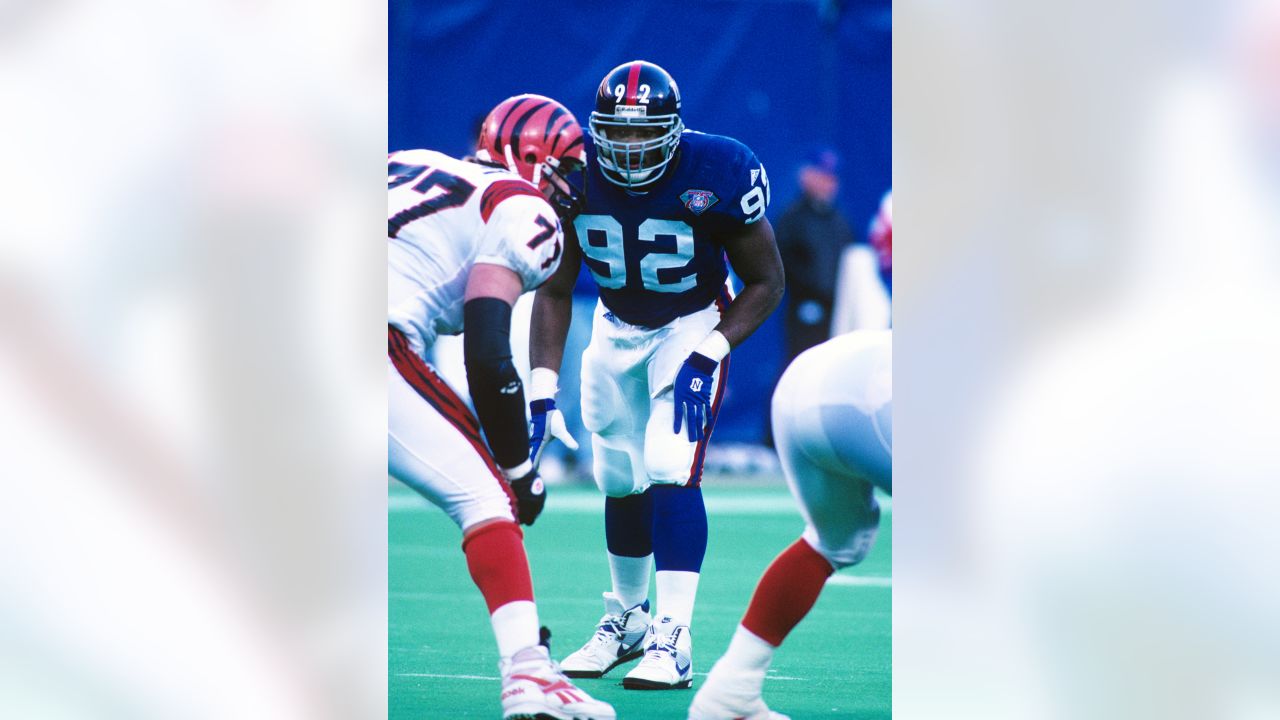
[589,60,684,190]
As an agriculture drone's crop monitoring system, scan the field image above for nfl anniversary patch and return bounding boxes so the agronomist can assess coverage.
[680,189,718,215]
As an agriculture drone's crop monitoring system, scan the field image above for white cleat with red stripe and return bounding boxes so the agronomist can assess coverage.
[500,645,617,720]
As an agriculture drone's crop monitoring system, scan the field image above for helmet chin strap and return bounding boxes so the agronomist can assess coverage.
[612,157,659,188]
[502,144,519,175]
[504,143,547,189]
[625,165,657,184]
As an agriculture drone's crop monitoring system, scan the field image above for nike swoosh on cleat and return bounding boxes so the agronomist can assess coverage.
[616,638,643,658]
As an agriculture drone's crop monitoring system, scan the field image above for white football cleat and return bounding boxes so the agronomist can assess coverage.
[686,653,783,717]
[500,645,616,720]
[622,616,693,690]
[686,654,789,720]
[560,592,650,678]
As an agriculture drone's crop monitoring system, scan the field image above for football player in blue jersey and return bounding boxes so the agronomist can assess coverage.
[528,60,785,691]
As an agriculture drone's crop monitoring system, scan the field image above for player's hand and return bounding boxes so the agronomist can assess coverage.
[507,467,547,525]
[528,398,579,467]
[673,352,717,442]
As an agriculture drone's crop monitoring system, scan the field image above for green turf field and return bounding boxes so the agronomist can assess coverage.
[389,481,890,719]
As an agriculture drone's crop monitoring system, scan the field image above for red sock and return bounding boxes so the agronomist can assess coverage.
[740,537,834,647]
[462,521,534,612]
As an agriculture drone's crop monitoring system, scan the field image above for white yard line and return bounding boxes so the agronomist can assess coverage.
[397,672,499,681]
[389,492,891,515]
[826,575,892,588]
[396,671,806,682]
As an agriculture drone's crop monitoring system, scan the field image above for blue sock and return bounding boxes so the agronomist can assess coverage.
[650,485,708,573]
[605,492,654,558]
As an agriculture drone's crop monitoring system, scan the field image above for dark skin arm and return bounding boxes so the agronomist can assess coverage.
[532,216,782,366]
[715,216,785,347]
[529,222,583,373]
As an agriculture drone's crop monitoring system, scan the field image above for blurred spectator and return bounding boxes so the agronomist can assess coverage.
[776,149,857,361]
[832,189,892,333]
[868,189,892,292]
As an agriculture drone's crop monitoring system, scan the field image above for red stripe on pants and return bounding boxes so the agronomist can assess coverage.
[686,288,734,486]
[388,327,519,518]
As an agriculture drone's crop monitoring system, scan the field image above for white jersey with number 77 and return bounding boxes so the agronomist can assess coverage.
[387,149,564,358]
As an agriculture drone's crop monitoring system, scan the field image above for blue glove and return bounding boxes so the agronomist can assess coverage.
[529,398,579,467]
[673,352,717,442]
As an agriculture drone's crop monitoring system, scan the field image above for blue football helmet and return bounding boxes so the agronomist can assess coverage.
[589,60,684,189]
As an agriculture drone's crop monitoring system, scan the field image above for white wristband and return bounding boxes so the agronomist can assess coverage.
[530,367,559,401]
[693,330,731,363]
[502,459,534,480]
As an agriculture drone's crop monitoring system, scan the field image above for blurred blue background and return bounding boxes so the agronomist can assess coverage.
[390,0,891,444]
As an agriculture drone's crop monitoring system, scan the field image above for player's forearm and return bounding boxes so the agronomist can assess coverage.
[529,289,573,373]
[462,298,530,471]
[715,278,784,348]
[717,216,784,349]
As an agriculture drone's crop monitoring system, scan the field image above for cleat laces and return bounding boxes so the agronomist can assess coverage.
[642,633,679,664]
[586,616,625,648]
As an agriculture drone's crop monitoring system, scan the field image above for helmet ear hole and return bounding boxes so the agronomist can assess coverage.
[524,153,537,164]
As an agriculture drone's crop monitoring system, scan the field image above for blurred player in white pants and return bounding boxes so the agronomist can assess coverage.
[388,94,614,720]
[688,330,891,720]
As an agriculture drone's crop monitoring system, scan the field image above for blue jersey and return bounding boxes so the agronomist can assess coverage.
[574,130,770,328]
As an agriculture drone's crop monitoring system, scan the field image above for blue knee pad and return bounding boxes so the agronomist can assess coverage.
[650,485,708,573]
[605,493,654,557]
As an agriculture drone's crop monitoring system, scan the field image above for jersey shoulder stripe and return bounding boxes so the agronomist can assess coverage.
[480,179,545,223]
